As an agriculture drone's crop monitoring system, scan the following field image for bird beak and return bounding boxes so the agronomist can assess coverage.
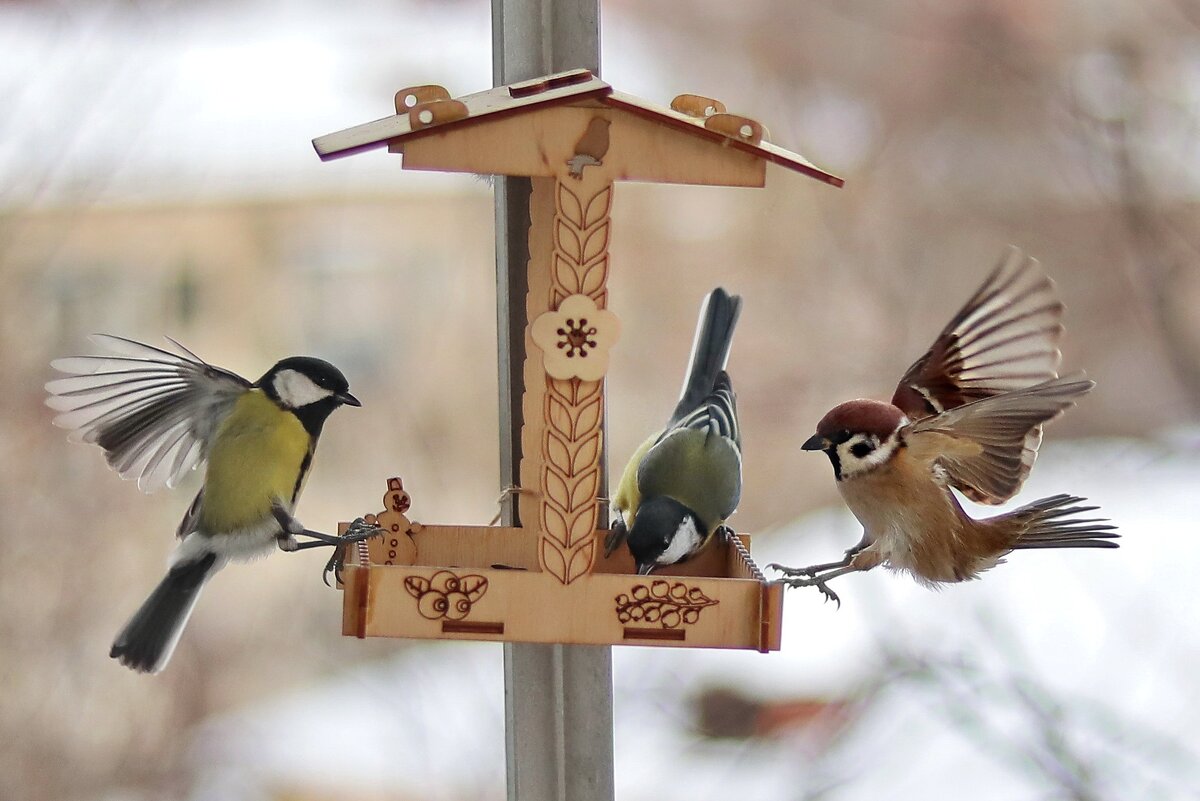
[636,562,657,576]
[337,391,362,407]
[801,433,828,451]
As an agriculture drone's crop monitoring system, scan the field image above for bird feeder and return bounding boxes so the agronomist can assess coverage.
[315,69,841,652]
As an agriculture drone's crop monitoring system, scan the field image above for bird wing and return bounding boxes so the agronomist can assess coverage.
[46,335,251,493]
[891,248,1063,421]
[906,374,1093,504]
[640,372,742,526]
[604,432,656,556]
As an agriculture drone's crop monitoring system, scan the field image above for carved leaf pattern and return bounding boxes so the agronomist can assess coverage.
[558,182,584,228]
[614,581,719,628]
[556,221,582,263]
[582,223,609,264]
[404,576,431,598]
[579,257,608,297]
[584,187,611,227]
[553,255,581,295]
[539,171,613,584]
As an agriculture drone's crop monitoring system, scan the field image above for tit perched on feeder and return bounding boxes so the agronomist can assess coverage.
[607,288,743,575]
[46,336,382,673]
[771,250,1118,604]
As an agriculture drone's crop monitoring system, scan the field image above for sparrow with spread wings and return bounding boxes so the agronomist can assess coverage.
[771,249,1118,604]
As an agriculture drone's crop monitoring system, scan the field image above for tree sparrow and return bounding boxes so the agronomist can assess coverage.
[771,249,1118,604]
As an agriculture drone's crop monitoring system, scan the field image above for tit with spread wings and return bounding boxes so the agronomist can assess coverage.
[771,250,1118,604]
[47,336,382,672]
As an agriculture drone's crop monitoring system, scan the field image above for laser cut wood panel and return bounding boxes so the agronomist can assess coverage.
[521,156,616,584]
[337,481,783,651]
[315,70,843,649]
[340,530,782,652]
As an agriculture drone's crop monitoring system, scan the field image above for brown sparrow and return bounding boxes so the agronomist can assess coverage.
[771,249,1118,604]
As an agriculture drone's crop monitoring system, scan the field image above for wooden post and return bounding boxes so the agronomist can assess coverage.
[492,2,615,801]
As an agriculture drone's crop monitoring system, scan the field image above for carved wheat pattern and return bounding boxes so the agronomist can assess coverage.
[553,180,611,306]
[539,174,612,583]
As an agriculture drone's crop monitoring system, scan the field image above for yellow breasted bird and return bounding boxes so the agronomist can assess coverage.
[606,288,743,575]
[46,335,378,673]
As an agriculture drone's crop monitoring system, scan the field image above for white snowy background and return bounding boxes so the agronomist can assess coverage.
[191,438,1200,801]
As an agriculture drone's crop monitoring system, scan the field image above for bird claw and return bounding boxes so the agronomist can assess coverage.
[343,517,386,543]
[766,561,819,578]
[322,551,344,587]
[715,525,736,545]
[775,571,842,608]
[813,581,841,608]
[322,518,385,587]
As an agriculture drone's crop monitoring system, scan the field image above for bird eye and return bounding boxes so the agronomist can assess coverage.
[850,441,875,458]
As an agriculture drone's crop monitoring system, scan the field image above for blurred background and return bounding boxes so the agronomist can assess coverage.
[3,0,1199,799]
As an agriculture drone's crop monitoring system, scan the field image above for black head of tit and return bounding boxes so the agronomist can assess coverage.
[258,356,361,434]
[627,496,707,575]
[609,288,743,576]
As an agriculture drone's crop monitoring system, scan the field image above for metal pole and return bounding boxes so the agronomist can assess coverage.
[492,2,613,800]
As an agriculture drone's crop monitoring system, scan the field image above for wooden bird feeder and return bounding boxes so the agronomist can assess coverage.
[315,69,841,652]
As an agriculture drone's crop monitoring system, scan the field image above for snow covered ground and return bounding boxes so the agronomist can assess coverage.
[190,436,1200,801]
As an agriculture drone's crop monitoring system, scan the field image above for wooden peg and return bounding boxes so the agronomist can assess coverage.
[670,94,727,118]
[704,113,766,145]
[408,99,470,131]
[394,84,451,114]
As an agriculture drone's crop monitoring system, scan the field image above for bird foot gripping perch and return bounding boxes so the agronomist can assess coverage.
[323,518,387,586]
[768,566,842,607]
[270,502,386,585]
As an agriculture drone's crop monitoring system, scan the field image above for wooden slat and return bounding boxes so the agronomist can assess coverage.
[358,565,775,650]
[337,526,783,651]
[313,77,612,161]
[401,106,765,186]
[602,91,844,187]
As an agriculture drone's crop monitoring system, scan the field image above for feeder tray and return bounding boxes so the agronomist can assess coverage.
[318,69,841,652]
[339,479,782,650]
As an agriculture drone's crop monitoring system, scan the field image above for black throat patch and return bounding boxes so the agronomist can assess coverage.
[288,399,337,440]
[826,448,843,481]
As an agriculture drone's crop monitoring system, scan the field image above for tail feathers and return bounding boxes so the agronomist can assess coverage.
[111,552,219,673]
[672,288,742,426]
[1010,494,1120,550]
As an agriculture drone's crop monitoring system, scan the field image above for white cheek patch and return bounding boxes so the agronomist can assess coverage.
[272,369,333,408]
[657,515,704,566]
[837,433,901,478]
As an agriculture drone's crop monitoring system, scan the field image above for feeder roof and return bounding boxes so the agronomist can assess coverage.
[313,69,843,188]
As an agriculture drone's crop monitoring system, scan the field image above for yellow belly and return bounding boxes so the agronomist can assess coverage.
[199,390,311,534]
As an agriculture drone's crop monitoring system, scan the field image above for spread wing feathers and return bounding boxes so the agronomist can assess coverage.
[907,374,1093,505]
[1004,494,1119,549]
[892,248,1064,422]
[642,372,742,524]
[46,335,251,493]
[670,287,742,428]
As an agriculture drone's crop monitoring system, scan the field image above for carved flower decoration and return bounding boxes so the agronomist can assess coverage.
[530,294,621,381]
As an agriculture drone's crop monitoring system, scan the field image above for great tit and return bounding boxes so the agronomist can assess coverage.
[46,335,375,673]
[606,288,743,575]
